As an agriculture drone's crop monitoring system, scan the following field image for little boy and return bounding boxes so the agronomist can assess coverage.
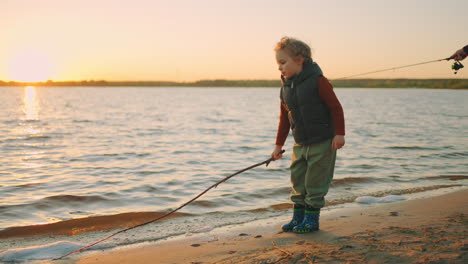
[271,37,345,233]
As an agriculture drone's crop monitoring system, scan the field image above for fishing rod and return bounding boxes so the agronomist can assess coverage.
[54,150,285,260]
[335,56,464,80]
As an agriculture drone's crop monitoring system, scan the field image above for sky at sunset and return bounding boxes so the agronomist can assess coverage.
[1,0,467,82]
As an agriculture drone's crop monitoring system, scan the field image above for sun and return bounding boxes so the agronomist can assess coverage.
[8,49,55,82]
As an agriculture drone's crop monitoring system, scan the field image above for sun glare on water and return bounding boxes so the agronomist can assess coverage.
[8,49,55,82]
[23,86,40,121]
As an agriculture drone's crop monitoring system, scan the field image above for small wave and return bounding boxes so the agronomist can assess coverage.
[14,182,42,188]
[0,136,23,143]
[1,120,17,124]
[137,170,160,176]
[266,187,290,196]
[23,119,40,123]
[186,160,202,165]
[268,203,291,211]
[199,117,241,123]
[136,169,177,177]
[347,164,382,170]
[265,185,465,209]
[25,134,51,140]
[166,179,183,186]
[69,210,90,215]
[0,143,59,151]
[265,167,290,173]
[102,153,119,156]
[327,184,463,207]
[355,195,406,204]
[439,152,468,158]
[136,128,164,136]
[0,241,85,262]
[370,184,463,196]
[419,175,468,181]
[223,187,290,203]
[43,194,108,203]
[190,200,219,208]
[223,119,241,123]
[197,128,219,134]
[385,146,441,150]
[1,134,51,142]
[172,150,198,154]
[419,151,468,159]
[72,152,148,162]
[238,146,258,151]
[0,211,190,239]
[124,184,167,193]
[0,195,110,213]
[441,113,468,118]
[331,177,381,187]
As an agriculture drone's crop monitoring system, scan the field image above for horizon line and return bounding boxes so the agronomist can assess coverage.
[1,77,467,84]
[1,79,467,89]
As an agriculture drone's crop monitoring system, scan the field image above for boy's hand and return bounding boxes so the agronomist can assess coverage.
[332,135,345,150]
[271,145,284,161]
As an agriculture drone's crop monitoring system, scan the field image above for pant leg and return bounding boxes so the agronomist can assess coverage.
[303,139,337,208]
[289,144,308,206]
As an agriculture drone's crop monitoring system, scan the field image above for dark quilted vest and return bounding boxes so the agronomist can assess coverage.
[280,60,334,145]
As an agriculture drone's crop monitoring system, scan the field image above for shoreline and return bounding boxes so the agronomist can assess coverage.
[66,187,468,264]
[0,182,464,240]
[1,186,466,263]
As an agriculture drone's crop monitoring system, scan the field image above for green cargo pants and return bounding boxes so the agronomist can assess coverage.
[289,138,336,208]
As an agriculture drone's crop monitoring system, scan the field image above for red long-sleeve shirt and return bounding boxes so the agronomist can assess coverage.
[275,76,345,146]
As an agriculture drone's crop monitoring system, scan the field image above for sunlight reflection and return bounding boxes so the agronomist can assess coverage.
[23,86,40,121]
[23,127,41,135]
[19,86,45,170]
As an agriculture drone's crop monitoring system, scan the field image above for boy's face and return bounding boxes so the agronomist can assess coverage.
[276,49,304,79]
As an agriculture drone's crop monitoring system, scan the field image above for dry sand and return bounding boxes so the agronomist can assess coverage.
[66,188,467,264]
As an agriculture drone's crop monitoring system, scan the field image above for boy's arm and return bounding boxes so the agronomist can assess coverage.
[318,76,345,136]
[275,103,290,146]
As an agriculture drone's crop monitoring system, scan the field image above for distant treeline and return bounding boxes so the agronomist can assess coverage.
[1,79,467,89]
[331,79,467,89]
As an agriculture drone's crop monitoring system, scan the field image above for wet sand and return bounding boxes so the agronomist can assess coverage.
[70,188,467,264]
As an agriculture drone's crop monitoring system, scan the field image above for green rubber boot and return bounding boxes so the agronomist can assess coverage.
[282,204,305,232]
[293,206,320,233]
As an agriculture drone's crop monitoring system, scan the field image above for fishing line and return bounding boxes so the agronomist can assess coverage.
[54,150,284,260]
[335,57,458,79]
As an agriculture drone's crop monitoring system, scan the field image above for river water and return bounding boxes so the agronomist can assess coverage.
[0,86,467,233]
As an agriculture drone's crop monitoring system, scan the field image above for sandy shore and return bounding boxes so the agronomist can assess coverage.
[67,189,467,264]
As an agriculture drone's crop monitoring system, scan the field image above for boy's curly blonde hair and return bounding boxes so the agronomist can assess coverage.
[274,37,312,60]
